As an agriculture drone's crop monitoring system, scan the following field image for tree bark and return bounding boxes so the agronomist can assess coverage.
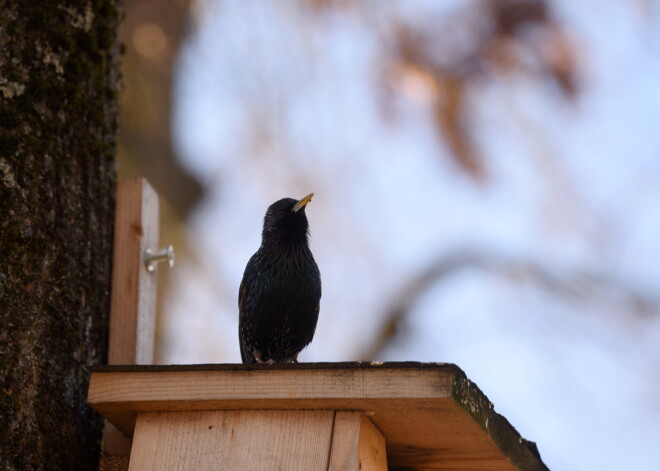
[0,1,120,470]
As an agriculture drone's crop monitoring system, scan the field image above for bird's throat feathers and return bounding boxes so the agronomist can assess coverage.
[262,223,310,251]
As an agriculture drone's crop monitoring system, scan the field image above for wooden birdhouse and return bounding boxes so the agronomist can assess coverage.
[90,179,547,470]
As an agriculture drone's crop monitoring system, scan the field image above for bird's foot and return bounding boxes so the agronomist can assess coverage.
[291,355,299,363]
[255,352,276,364]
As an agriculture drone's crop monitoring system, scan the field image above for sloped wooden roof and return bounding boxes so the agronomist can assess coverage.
[88,362,547,471]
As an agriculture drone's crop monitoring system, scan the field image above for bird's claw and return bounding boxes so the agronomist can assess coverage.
[254,351,276,364]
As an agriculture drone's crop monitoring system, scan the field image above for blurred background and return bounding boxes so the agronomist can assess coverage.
[117,0,660,469]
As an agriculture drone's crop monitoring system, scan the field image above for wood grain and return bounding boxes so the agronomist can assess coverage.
[128,410,335,471]
[103,178,160,464]
[89,366,453,408]
[88,363,548,470]
[329,412,387,471]
[108,177,159,365]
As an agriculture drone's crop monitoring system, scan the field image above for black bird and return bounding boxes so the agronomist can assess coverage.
[238,193,321,364]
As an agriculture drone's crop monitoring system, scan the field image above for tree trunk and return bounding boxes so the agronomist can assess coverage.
[0,1,120,470]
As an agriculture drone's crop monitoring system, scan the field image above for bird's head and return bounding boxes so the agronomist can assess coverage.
[262,193,314,248]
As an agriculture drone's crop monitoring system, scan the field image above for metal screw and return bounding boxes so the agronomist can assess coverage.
[144,245,175,272]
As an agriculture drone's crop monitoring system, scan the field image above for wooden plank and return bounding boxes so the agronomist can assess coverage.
[102,178,160,464]
[108,177,159,365]
[128,410,335,471]
[328,412,387,471]
[356,414,387,470]
[89,365,453,408]
[329,412,363,471]
[102,423,132,456]
[88,362,548,470]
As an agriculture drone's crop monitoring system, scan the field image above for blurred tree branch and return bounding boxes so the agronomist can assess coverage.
[379,0,578,180]
[361,248,660,360]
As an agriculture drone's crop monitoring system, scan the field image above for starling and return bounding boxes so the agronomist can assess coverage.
[238,193,321,364]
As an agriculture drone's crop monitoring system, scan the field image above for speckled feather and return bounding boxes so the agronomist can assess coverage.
[238,197,321,363]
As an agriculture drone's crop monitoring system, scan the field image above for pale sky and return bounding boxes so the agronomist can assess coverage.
[165,1,660,469]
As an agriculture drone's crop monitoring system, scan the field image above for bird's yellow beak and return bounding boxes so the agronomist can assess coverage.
[292,193,314,212]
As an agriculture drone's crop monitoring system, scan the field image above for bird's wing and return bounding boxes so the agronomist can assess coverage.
[238,278,253,363]
[239,339,250,363]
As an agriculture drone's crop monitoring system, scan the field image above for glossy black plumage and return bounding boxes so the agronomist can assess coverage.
[238,194,321,364]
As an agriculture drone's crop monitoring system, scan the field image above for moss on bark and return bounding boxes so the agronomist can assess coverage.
[0,1,120,469]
